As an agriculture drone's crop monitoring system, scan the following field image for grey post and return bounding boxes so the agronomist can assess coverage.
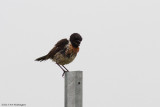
[65,71,83,107]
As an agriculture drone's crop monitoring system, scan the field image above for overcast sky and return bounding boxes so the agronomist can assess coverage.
[0,0,160,107]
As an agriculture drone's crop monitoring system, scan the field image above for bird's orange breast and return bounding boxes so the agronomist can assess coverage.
[66,44,79,55]
[72,46,79,53]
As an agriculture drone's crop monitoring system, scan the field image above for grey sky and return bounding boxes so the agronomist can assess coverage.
[0,0,160,107]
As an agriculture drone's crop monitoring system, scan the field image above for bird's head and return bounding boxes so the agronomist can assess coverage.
[70,33,82,48]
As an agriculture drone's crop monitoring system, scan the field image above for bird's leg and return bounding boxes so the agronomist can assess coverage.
[62,65,69,72]
[56,63,67,77]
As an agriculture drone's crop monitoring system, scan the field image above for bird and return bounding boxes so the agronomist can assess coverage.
[35,33,82,76]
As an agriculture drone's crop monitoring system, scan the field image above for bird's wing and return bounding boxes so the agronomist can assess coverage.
[47,39,69,59]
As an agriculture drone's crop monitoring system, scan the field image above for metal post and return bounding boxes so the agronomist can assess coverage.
[65,71,83,107]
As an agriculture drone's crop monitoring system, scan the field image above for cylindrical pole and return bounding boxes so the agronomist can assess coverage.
[65,71,83,107]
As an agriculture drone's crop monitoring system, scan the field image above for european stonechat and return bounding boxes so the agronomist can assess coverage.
[35,33,82,76]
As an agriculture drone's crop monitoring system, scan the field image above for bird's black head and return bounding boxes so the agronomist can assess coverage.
[70,33,82,48]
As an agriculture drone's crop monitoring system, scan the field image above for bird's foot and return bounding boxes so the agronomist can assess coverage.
[62,71,66,77]
[62,70,69,77]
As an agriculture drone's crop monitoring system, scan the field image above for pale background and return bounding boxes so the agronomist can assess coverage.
[0,0,160,107]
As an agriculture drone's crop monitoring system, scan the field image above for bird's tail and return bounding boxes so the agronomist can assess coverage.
[35,55,48,62]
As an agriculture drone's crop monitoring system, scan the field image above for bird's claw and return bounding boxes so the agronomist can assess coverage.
[62,71,65,77]
[62,70,69,77]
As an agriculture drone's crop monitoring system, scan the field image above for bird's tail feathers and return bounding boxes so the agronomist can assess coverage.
[35,55,48,61]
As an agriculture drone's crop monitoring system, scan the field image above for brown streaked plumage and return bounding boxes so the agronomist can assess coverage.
[35,33,82,76]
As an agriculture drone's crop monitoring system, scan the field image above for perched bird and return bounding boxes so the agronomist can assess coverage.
[35,33,82,76]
